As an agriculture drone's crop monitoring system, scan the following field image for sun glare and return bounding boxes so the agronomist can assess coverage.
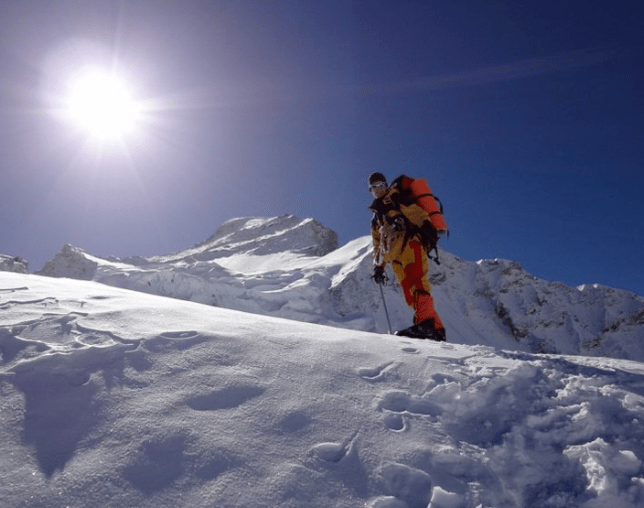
[65,69,141,139]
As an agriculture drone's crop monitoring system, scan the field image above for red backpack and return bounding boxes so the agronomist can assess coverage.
[393,174,448,261]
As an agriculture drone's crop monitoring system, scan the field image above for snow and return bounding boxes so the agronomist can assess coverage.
[3,214,644,506]
[38,215,644,362]
[2,271,644,507]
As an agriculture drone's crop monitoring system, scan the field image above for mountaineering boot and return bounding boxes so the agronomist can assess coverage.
[431,326,447,342]
[413,292,444,330]
[395,319,446,341]
[394,324,422,338]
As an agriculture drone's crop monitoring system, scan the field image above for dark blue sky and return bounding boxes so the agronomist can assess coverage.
[1,0,643,295]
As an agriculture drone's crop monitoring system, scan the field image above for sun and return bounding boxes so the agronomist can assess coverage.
[65,69,142,139]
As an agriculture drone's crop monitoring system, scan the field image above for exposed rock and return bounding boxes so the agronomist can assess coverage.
[0,255,28,274]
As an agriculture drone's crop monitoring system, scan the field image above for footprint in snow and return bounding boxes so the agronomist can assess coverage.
[277,411,312,433]
[378,463,433,508]
[310,442,348,463]
[186,385,265,411]
[76,331,119,347]
[379,391,442,416]
[159,330,200,339]
[378,391,442,431]
[144,331,207,352]
[358,362,394,381]
[383,413,406,432]
[309,432,358,463]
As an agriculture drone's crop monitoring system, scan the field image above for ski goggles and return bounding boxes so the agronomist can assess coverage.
[369,182,387,192]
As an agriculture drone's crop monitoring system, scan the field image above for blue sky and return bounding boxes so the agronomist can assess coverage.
[1,0,643,295]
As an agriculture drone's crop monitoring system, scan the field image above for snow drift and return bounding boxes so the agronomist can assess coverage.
[38,215,644,362]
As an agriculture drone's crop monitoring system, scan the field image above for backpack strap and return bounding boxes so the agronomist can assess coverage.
[391,175,414,206]
[372,176,444,263]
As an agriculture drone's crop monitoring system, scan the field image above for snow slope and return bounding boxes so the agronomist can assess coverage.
[2,271,644,508]
[38,215,644,362]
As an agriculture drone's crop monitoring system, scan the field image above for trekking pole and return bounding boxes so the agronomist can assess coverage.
[378,283,393,334]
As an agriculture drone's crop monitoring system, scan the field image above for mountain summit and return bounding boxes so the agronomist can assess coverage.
[148,215,339,264]
[38,215,644,361]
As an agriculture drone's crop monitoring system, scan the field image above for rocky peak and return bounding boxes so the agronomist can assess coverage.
[161,215,338,263]
[38,244,98,280]
[0,254,29,274]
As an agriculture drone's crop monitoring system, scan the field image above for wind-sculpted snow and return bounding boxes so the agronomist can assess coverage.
[38,215,644,362]
[1,272,644,507]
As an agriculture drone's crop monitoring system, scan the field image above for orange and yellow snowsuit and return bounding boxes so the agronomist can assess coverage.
[369,184,444,330]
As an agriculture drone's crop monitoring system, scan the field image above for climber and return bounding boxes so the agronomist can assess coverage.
[368,172,446,341]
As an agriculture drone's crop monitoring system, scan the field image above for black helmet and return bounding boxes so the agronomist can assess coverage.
[368,172,387,186]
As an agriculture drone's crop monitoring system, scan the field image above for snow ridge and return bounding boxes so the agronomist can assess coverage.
[36,215,644,362]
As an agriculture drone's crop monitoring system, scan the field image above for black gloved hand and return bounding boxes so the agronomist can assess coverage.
[392,216,406,231]
[373,266,388,285]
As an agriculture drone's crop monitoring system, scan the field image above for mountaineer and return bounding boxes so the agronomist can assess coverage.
[368,172,446,341]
